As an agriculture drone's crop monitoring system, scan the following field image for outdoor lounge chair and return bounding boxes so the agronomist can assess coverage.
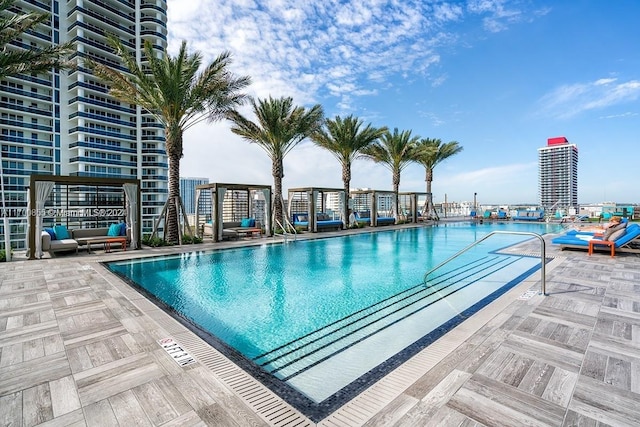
[552,222,640,256]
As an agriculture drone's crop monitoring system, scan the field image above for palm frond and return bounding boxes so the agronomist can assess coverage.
[0,1,75,79]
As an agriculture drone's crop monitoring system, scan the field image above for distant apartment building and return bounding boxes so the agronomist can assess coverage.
[180,177,209,214]
[538,136,578,212]
[1,0,169,249]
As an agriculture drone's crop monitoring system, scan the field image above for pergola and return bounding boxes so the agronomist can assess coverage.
[350,189,397,227]
[398,192,429,223]
[195,183,272,242]
[27,174,141,259]
[287,187,346,232]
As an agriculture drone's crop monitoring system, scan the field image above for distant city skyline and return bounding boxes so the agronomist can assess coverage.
[168,1,640,205]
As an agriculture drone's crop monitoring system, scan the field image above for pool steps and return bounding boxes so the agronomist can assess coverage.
[254,254,524,380]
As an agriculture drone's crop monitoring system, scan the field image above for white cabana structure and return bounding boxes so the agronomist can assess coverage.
[287,187,346,232]
[27,174,141,259]
[350,189,397,227]
[398,192,429,223]
[195,183,272,242]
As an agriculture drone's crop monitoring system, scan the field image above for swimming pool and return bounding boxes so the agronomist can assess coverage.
[106,222,562,420]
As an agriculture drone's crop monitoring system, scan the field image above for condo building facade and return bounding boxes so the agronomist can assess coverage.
[1,0,169,250]
[538,136,578,213]
[180,177,209,215]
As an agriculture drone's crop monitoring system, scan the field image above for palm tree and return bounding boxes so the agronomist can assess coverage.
[0,0,74,79]
[89,37,250,243]
[311,115,387,226]
[415,138,463,219]
[227,96,323,228]
[361,128,420,222]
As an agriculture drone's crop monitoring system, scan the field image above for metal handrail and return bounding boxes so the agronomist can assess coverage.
[422,231,547,295]
[273,217,297,242]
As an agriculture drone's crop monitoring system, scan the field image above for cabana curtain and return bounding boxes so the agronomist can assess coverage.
[216,187,226,241]
[312,190,319,232]
[123,183,138,249]
[34,181,54,258]
[258,188,271,236]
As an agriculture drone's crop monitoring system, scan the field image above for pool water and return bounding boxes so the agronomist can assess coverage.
[107,222,561,419]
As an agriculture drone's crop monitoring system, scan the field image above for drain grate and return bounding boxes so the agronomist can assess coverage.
[518,289,538,300]
[158,337,197,367]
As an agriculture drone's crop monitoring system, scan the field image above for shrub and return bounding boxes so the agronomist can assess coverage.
[142,235,173,247]
[182,234,202,244]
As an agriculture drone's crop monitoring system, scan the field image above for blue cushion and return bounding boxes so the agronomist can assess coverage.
[240,218,252,227]
[294,214,308,223]
[53,225,70,240]
[249,218,256,227]
[107,223,120,236]
[44,228,57,240]
[119,222,127,236]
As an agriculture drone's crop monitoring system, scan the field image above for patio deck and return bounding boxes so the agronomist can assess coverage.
[1,226,639,426]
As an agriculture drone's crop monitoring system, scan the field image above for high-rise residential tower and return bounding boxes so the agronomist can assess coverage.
[1,0,169,249]
[538,136,578,213]
[180,177,209,214]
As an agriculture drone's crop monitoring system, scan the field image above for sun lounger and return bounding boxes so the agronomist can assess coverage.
[552,223,640,255]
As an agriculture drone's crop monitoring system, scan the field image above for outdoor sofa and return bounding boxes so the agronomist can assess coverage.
[202,219,262,240]
[353,211,395,226]
[292,213,343,231]
[513,210,545,221]
[41,223,129,256]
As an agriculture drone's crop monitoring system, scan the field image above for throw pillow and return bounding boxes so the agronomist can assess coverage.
[119,222,127,236]
[240,218,251,227]
[249,218,256,227]
[608,229,626,242]
[107,223,120,236]
[603,222,627,240]
[44,228,57,240]
[53,225,70,240]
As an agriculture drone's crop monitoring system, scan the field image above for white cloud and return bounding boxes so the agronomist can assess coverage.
[538,78,640,119]
[599,111,638,119]
[167,0,547,203]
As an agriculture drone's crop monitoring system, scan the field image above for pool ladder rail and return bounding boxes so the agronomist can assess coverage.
[422,230,548,296]
[273,217,297,243]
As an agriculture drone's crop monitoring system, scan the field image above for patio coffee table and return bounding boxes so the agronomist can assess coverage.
[105,237,127,253]
[237,228,262,238]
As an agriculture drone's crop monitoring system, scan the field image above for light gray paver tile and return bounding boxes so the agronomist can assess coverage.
[22,383,53,427]
[109,390,153,427]
[83,399,119,427]
[49,375,81,417]
[0,391,22,427]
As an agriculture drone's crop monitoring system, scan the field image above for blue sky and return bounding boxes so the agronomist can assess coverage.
[167,0,639,206]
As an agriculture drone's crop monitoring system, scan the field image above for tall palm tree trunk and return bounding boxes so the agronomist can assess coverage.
[393,170,400,222]
[165,128,182,243]
[425,168,434,217]
[273,157,284,229]
[342,162,351,227]
[166,153,180,243]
